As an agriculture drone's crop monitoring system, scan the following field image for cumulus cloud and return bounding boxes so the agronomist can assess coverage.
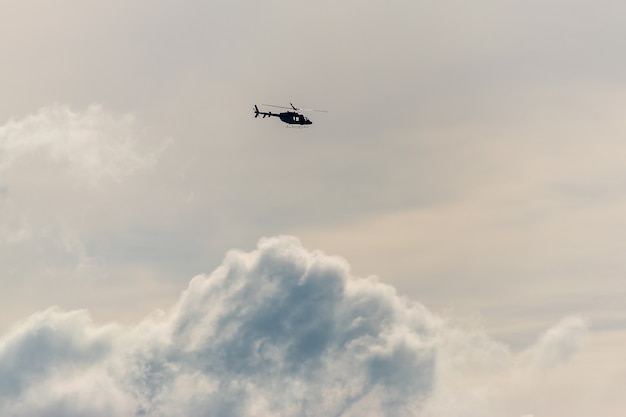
[0,237,587,417]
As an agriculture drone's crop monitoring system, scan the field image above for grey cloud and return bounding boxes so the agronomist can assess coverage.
[160,236,439,416]
[0,237,591,416]
[0,308,113,400]
[0,237,440,417]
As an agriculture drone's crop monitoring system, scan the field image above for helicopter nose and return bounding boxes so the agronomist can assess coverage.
[306,120,312,125]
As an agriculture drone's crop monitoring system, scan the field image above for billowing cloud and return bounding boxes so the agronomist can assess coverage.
[0,236,588,416]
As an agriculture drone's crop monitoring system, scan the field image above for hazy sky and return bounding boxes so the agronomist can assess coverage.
[1,1,625,415]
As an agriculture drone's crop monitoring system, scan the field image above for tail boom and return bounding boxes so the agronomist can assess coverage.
[253,104,276,119]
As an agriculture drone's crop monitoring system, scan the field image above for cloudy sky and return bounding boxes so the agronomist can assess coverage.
[1,1,625,415]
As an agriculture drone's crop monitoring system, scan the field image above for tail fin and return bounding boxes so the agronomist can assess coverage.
[254,105,259,118]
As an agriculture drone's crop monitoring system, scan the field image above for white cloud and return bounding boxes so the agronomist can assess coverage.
[525,316,587,369]
[0,104,162,183]
[0,104,168,273]
[0,236,595,417]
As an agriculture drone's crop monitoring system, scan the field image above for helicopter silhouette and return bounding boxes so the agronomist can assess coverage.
[253,103,326,126]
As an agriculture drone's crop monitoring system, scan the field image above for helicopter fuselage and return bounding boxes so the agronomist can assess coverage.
[278,111,312,125]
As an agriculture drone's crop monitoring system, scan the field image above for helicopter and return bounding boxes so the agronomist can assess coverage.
[253,103,326,126]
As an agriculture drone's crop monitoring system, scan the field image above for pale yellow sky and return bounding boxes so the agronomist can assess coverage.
[1,1,625,415]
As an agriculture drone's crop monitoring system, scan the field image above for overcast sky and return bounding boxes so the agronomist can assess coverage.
[1,1,625,415]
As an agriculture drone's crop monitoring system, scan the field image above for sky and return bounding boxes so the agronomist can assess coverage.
[1,0,625,415]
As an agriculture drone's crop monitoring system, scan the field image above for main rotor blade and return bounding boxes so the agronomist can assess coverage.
[298,108,328,112]
[290,103,327,112]
[262,103,328,113]
[261,104,292,110]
